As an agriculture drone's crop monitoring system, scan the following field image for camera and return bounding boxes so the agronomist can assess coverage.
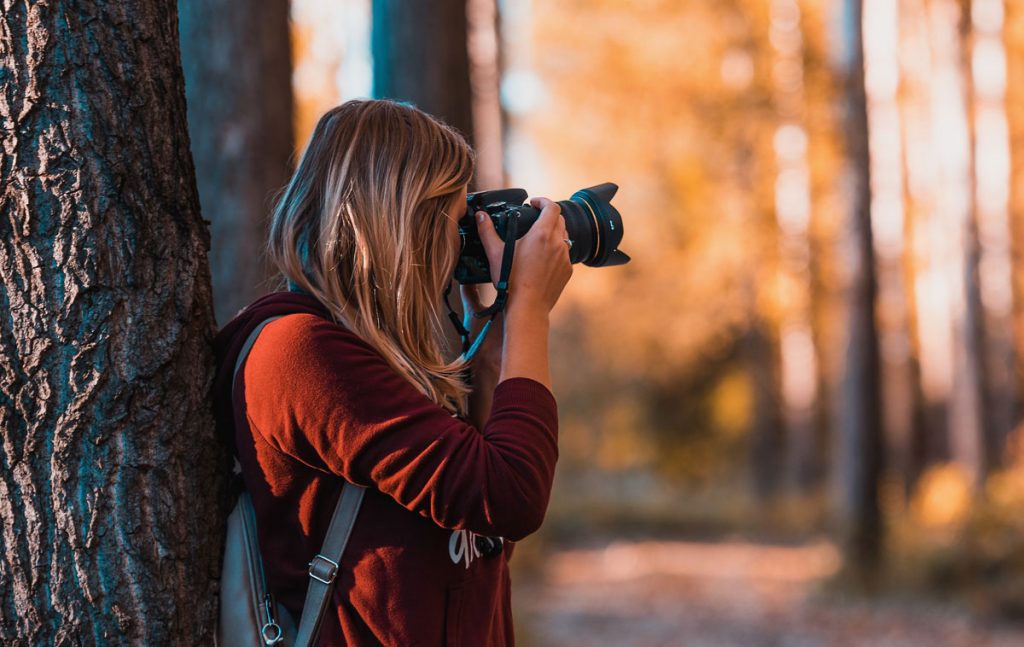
[454,182,630,284]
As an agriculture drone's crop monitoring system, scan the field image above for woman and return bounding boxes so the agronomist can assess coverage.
[212,99,571,645]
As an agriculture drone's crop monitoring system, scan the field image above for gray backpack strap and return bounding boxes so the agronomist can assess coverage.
[232,315,286,385]
[233,314,366,647]
[295,484,365,647]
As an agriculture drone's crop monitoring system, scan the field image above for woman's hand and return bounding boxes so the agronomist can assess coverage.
[461,208,511,372]
[471,197,573,316]
[473,197,573,390]
[471,208,507,290]
[506,197,573,315]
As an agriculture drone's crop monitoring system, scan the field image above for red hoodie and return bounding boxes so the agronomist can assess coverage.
[212,292,559,646]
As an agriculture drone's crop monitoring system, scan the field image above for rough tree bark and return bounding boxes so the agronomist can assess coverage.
[834,0,884,579]
[372,0,475,145]
[0,1,225,643]
[179,0,294,326]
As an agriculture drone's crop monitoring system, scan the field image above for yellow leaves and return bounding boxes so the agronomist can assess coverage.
[595,400,655,471]
[985,468,1024,513]
[983,424,1024,513]
[710,370,753,439]
[910,463,972,528]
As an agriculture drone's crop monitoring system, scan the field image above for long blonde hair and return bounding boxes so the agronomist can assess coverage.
[268,99,475,414]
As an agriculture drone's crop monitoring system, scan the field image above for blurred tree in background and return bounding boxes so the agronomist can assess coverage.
[833,0,884,581]
[502,0,1024,605]
[371,0,474,148]
[1012,0,1024,413]
[370,0,505,191]
[179,0,294,325]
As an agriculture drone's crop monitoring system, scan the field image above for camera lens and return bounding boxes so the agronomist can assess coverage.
[559,183,628,267]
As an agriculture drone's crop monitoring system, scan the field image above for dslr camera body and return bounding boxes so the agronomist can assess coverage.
[454,182,630,284]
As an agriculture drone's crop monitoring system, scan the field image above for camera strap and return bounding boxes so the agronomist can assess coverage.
[443,214,519,362]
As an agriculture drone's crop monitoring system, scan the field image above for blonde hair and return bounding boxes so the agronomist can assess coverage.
[268,99,475,415]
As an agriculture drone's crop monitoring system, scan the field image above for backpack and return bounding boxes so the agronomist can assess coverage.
[218,315,366,646]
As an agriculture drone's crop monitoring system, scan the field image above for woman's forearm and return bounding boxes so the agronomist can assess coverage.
[467,356,499,428]
[499,307,551,390]
[470,195,568,395]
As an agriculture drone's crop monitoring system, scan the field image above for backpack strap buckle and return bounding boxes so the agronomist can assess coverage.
[308,554,339,585]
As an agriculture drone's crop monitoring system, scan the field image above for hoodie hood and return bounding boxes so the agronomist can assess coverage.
[212,290,333,456]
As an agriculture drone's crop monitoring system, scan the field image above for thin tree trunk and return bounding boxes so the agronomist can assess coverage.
[1009,0,1024,419]
[963,0,1018,473]
[372,0,474,143]
[899,145,936,491]
[900,0,955,474]
[467,0,505,191]
[179,0,294,325]
[734,23,787,500]
[745,316,785,502]
[801,0,848,497]
[834,0,884,579]
[862,0,918,497]
[928,0,989,485]
[0,2,224,643]
[770,0,822,493]
[966,0,1022,451]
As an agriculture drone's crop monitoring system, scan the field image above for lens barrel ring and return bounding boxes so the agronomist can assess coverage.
[577,198,602,264]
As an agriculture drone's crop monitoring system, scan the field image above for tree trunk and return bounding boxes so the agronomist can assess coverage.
[834,0,884,579]
[927,0,989,485]
[900,0,956,475]
[962,0,1017,476]
[372,0,475,145]
[745,317,785,502]
[769,0,822,493]
[861,0,918,498]
[901,0,937,493]
[1009,0,1024,419]
[467,0,505,191]
[0,2,225,643]
[801,0,849,497]
[179,0,294,325]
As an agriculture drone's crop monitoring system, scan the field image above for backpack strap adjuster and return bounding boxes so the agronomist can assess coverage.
[308,554,339,584]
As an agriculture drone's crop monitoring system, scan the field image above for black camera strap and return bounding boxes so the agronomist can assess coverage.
[444,214,519,362]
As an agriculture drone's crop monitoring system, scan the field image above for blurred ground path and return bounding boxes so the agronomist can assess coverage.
[516,539,1024,647]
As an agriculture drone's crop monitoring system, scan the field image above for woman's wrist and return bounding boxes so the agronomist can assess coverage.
[499,304,552,388]
[504,301,550,330]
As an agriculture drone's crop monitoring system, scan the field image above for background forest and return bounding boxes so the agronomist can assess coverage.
[227,0,1024,642]
[1,0,1023,644]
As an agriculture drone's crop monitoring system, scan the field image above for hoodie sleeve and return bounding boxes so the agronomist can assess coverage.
[240,313,559,541]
